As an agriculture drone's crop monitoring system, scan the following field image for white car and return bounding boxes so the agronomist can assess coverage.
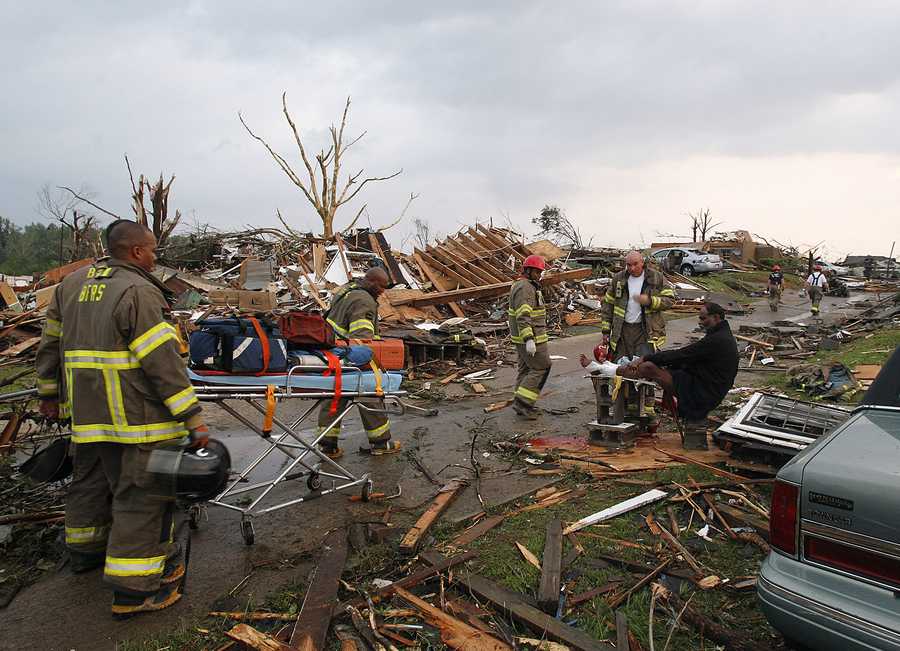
[650,248,723,276]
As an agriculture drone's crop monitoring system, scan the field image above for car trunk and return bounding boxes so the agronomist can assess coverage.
[799,409,900,588]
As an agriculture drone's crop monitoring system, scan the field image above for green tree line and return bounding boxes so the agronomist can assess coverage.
[0,217,101,276]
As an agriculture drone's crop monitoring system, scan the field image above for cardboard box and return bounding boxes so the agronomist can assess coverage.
[208,289,277,312]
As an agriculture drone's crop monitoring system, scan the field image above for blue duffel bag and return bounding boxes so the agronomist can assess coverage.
[189,317,288,373]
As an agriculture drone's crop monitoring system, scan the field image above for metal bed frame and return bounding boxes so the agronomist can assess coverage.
[191,364,435,545]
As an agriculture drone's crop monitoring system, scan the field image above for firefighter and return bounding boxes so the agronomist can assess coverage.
[34,221,208,618]
[805,264,829,316]
[316,267,399,457]
[600,250,675,425]
[768,265,784,312]
[509,255,551,419]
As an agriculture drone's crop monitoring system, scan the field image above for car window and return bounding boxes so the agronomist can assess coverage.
[652,250,667,258]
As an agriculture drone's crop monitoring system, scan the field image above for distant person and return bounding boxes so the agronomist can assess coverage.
[768,265,784,312]
[615,302,738,449]
[805,264,829,316]
[508,255,551,420]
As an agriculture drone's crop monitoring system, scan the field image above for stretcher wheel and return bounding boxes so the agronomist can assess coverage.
[306,472,322,492]
[360,479,374,503]
[240,519,255,546]
[188,504,203,530]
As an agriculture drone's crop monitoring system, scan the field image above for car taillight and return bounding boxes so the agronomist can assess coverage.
[805,537,900,590]
[770,480,799,557]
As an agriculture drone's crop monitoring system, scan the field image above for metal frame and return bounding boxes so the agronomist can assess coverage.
[191,364,430,544]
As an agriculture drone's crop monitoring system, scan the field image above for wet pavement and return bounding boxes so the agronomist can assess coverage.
[0,291,862,650]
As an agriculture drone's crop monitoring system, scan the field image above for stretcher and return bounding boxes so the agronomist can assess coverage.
[190,365,436,545]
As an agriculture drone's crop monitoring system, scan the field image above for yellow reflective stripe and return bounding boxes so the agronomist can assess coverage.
[129,322,178,361]
[650,337,665,350]
[348,319,375,336]
[64,349,140,369]
[534,334,549,344]
[659,289,676,297]
[164,386,198,416]
[531,308,546,317]
[104,554,166,577]
[603,293,616,304]
[37,377,58,397]
[327,318,350,338]
[613,306,626,317]
[103,369,127,427]
[510,335,525,344]
[365,420,391,440]
[651,296,661,310]
[519,327,534,340]
[317,425,342,436]
[515,386,539,402]
[66,525,109,545]
[71,421,187,444]
[45,318,63,337]
[60,401,71,419]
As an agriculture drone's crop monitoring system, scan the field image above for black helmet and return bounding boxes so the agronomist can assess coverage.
[145,438,231,503]
[20,437,72,483]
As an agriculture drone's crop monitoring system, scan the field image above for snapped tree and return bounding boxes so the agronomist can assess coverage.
[532,204,583,249]
[688,208,722,243]
[240,94,401,238]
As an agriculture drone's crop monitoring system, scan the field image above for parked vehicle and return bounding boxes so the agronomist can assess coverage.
[649,247,723,276]
[758,345,900,650]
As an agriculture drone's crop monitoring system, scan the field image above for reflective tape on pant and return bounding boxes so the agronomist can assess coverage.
[66,524,110,545]
[317,425,341,437]
[164,386,198,416]
[129,322,179,361]
[515,386,539,403]
[104,554,166,577]
[365,420,391,440]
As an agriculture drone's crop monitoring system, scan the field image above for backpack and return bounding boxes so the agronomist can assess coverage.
[189,317,287,374]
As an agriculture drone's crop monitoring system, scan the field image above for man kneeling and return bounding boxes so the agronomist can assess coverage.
[614,302,738,449]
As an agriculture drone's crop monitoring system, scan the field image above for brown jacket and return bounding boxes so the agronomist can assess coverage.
[600,267,675,352]
[35,259,201,444]
[326,282,380,338]
[508,278,548,345]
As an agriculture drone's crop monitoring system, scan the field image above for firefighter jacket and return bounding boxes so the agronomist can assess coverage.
[508,278,548,345]
[326,282,380,339]
[600,267,675,352]
[34,259,201,445]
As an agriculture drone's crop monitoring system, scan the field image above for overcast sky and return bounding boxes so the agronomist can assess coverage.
[2,1,899,261]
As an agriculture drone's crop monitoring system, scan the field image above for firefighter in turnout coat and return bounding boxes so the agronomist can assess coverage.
[317,267,400,457]
[509,255,552,419]
[34,221,207,617]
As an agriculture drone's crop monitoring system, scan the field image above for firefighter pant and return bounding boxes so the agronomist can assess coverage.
[614,323,656,419]
[317,398,391,443]
[65,441,185,595]
[768,285,782,311]
[808,287,823,314]
[514,342,552,407]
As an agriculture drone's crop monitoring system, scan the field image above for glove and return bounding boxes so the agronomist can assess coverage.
[188,424,209,449]
[525,339,537,356]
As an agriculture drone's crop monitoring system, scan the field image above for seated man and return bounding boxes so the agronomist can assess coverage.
[615,302,738,449]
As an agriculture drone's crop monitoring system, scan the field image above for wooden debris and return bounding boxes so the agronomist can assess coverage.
[646,515,705,577]
[607,559,671,610]
[421,552,613,651]
[484,399,514,413]
[440,371,460,385]
[471,382,487,394]
[394,586,512,651]
[400,478,468,554]
[290,528,349,650]
[563,489,668,535]
[567,582,623,607]
[210,611,297,621]
[517,639,572,651]
[515,542,542,571]
[537,519,563,614]
[451,514,505,547]
[225,623,288,651]
[615,611,629,651]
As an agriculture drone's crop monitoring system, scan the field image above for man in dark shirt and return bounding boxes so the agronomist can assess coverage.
[617,302,738,449]
[767,265,784,312]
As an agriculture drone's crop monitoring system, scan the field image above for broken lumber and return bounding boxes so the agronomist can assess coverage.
[394,586,512,650]
[607,559,671,610]
[392,268,592,307]
[211,612,297,621]
[421,552,614,651]
[734,334,775,349]
[515,541,542,571]
[484,398,513,413]
[451,514,505,547]
[647,515,704,576]
[537,519,563,614]
[290,528,349,650]
[225,623,289,651]
[615,611,629,651]
[567,581,623,607]
[399,478,468,554]
[563,489,668,535]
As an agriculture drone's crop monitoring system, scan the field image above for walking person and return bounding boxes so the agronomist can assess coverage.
[509,255,551,420]
[805,264,829,316]
[768,265,784,312]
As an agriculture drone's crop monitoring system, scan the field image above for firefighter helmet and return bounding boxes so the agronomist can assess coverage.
[145,438,231,503]
[20,437,72,483]
[523,255,546,271]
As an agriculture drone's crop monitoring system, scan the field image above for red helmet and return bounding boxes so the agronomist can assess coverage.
[593,344,608,363]
[523,255,546,271]
[772,265,781,271]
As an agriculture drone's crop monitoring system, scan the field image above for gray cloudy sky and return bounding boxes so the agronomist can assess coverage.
[2,1,899,260]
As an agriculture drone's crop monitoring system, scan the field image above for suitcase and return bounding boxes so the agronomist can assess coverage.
[338,338,405,370]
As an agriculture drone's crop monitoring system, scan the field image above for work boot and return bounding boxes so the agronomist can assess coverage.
[70,550,105,574]
[512,399,540,420]
[318,440,344,460]
[111,583,182,619]
[368,439,401,456]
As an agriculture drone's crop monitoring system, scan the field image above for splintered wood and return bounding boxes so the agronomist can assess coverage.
[399,478,468,554]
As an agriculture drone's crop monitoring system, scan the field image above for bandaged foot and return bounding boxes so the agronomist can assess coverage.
[585,360,620,377]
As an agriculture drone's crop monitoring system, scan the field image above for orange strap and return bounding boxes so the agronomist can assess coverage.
[262,385,276,435]
[323,351,342,416]
[247,317,271,375]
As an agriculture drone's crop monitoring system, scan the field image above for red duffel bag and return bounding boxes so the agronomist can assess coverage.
[278,311,335,349]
